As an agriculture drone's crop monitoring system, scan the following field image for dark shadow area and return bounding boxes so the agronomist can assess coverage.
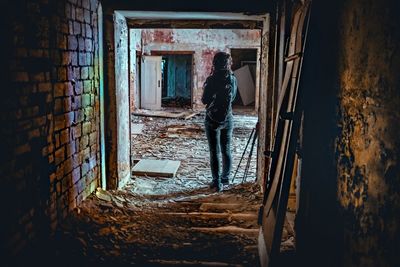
[295,1,344,267]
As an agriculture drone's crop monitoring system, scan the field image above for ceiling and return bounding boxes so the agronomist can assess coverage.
[102,0,272,14]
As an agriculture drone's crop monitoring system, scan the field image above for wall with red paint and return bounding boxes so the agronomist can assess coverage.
[138,29,261,109]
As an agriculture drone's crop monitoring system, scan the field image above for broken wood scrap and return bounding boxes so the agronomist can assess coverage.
[133,109,185,118]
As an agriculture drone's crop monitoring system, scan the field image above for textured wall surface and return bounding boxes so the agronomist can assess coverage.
[336,1,400,266]
[140,29,261,109]
[114,12,131,188]
[297,1,400,266]
[0,0,101,260]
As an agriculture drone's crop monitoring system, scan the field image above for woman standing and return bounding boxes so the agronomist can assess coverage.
[202,52,237,192]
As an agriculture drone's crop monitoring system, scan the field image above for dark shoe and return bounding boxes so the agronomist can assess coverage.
[221,178,230,185]
[210,180,223,192]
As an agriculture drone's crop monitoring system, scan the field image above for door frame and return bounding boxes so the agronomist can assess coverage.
[150,50,195,109]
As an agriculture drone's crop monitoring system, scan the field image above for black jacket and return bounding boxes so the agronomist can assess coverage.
[202,70,237,123]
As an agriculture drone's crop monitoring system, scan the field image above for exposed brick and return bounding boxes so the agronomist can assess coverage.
[71,125,82,140]
[61,52,71,65]
[60,128,70,145]
[78,37,85,51]
[85,24,92,38]
[54,114,66,131]
[75,109,85,123]
[82,0,91,10]
[81,67,89,79]
[61,175,71,193]
[84,9,91,24]
[64,158,74,174]
[79,52,87,65]
[3,0,101,256]
[71,167,81,184]
[38,82,52,93]
[83,80,92,93]
[54,146,65,166]
[66,142,76,157]
[82,94,91,107]
[81,161,90,176]
[68,36,78,50]
[76,8,84,22]
[57,67,67,81]
[54,83,66,97]
[63,97,72,112]
[71,95,82,110]
[79,135,89,150]
[71,52,78,66]
[82,122,91,135]
[74,81,83,95]
[73,22,81,35]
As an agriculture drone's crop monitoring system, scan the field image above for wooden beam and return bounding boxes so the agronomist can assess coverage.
[127,19,263,29]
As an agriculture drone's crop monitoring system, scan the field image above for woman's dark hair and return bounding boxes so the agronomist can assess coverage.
[212,52,231,72]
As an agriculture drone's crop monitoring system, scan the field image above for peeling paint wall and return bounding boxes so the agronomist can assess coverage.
[129,29,142,110]
[113,12,131,188]
[138,29,261,109]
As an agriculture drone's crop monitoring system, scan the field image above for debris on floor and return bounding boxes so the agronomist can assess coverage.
[57,183,263,266]
[52,113,295,266]
[130,113,259,195]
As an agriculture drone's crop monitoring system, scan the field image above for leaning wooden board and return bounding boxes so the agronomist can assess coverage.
[132,159,181,178]
[259,1,311,267]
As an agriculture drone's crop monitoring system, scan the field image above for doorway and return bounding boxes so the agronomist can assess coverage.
[160,54,193,109]
[139,52,193,110]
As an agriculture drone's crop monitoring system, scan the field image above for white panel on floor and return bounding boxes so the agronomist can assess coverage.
[132,159,181,178]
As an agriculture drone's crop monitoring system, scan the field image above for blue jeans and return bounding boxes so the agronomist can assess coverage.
[205,115,234,183]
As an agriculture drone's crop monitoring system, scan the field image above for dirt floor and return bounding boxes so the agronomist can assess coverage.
[48,112,294,267]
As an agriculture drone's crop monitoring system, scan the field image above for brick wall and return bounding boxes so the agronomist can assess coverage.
[0,0,101,259]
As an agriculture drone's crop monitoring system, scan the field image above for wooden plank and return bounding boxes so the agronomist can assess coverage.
[234,65,256,106]
[133,110,185,118]
[132,159,181,177]
[260,2,311,267]
[183,111,199,120]
[133,109,198,119]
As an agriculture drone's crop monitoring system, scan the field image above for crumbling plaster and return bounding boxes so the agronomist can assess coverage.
[134,28,261,109]
[336,0,400,266]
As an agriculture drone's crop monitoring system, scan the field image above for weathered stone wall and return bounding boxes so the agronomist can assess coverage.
[336,1,400,266]
[140,29,261,109]
[0,0,101,260]
[297,1,400,266]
